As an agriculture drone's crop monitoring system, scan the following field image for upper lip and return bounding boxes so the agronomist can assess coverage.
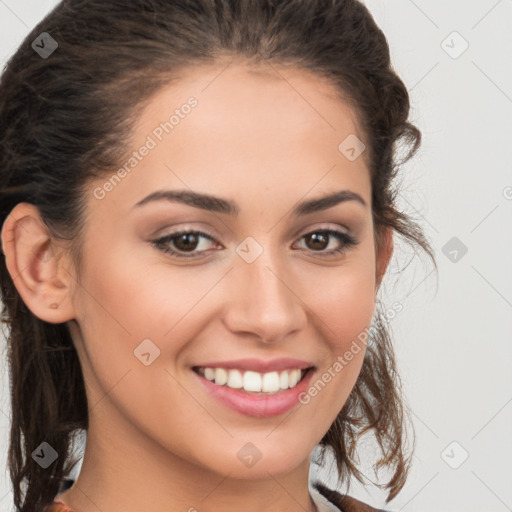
[193,358,314,373]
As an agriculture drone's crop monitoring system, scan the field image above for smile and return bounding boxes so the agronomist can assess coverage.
[192,365,316,418]
[193,366,310,394]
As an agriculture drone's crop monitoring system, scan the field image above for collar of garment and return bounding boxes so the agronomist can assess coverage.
[47,477,389,512]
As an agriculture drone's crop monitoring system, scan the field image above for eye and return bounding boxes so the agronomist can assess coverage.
[151,227,359,259]
[151,229,217,258]
[293,228,359,257]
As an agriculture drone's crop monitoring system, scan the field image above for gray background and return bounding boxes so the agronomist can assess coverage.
[0,1,511,510]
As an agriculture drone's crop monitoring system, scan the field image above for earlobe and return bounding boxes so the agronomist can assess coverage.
[1,202,76,324]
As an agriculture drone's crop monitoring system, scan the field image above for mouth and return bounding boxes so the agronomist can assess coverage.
[192,365,315,395]
[191,363,317,418]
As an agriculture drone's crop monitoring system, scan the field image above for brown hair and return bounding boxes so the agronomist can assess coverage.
[0,1,437,511]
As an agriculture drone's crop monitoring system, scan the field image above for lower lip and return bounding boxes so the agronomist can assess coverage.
[193,368,315,418]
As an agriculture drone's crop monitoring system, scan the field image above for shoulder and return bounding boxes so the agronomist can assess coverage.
[44,479,76,512]
[47,478,391,512]
[43,500,75,512]
[313,481,393,512]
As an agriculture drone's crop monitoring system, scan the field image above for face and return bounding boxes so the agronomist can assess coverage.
[65,61,389,480]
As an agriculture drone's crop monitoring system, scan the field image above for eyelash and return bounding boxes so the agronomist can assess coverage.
[151,228,359,259]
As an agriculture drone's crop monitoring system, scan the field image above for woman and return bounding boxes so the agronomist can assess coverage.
[0,1,437,511]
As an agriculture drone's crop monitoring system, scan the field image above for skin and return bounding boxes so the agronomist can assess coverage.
[1,60,393,512]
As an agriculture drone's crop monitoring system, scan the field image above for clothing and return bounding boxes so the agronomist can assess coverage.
[44,501,73,512]
[310,481,391,512]
[309,478,345,511]
[43,478,390,512]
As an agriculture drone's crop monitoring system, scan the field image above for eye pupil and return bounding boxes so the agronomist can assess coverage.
[175,233,199,251]
[306,232,328,250]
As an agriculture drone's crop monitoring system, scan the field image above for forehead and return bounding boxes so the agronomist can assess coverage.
[88,61,370,219]
[140,60,362,138]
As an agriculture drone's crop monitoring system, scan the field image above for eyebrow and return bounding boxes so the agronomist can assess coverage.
[133,189,367,215]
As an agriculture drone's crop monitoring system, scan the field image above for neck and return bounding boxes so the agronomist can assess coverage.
[57,411,319,512]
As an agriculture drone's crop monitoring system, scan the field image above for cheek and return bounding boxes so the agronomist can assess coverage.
[330,274,375,351]
[70,251,217,447]
[297,257,376,413]
[303,256,377,351]
[72,243,224,397]
[75,239,202,339]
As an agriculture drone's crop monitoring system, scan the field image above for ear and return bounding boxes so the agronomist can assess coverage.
[1,202,76,324]
[375,226,394,294]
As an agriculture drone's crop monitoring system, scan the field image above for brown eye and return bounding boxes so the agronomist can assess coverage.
[173,232,201,252]
[152,230,217,258]
[304,232,329,251]
[296,229,359,257]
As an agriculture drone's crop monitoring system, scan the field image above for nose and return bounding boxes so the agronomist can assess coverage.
[222,249,307,344]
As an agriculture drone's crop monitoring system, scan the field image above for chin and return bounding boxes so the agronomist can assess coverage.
[204,441,309,479]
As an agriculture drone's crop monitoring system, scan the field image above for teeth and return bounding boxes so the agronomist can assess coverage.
[214,368,228,386]
[262,371,280,393]
[204,367,215,381]
[289,368,299,388]
[227,369,243,389]
[199,367,307,394]
[243,371,262,392]
[279,370,289,389]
